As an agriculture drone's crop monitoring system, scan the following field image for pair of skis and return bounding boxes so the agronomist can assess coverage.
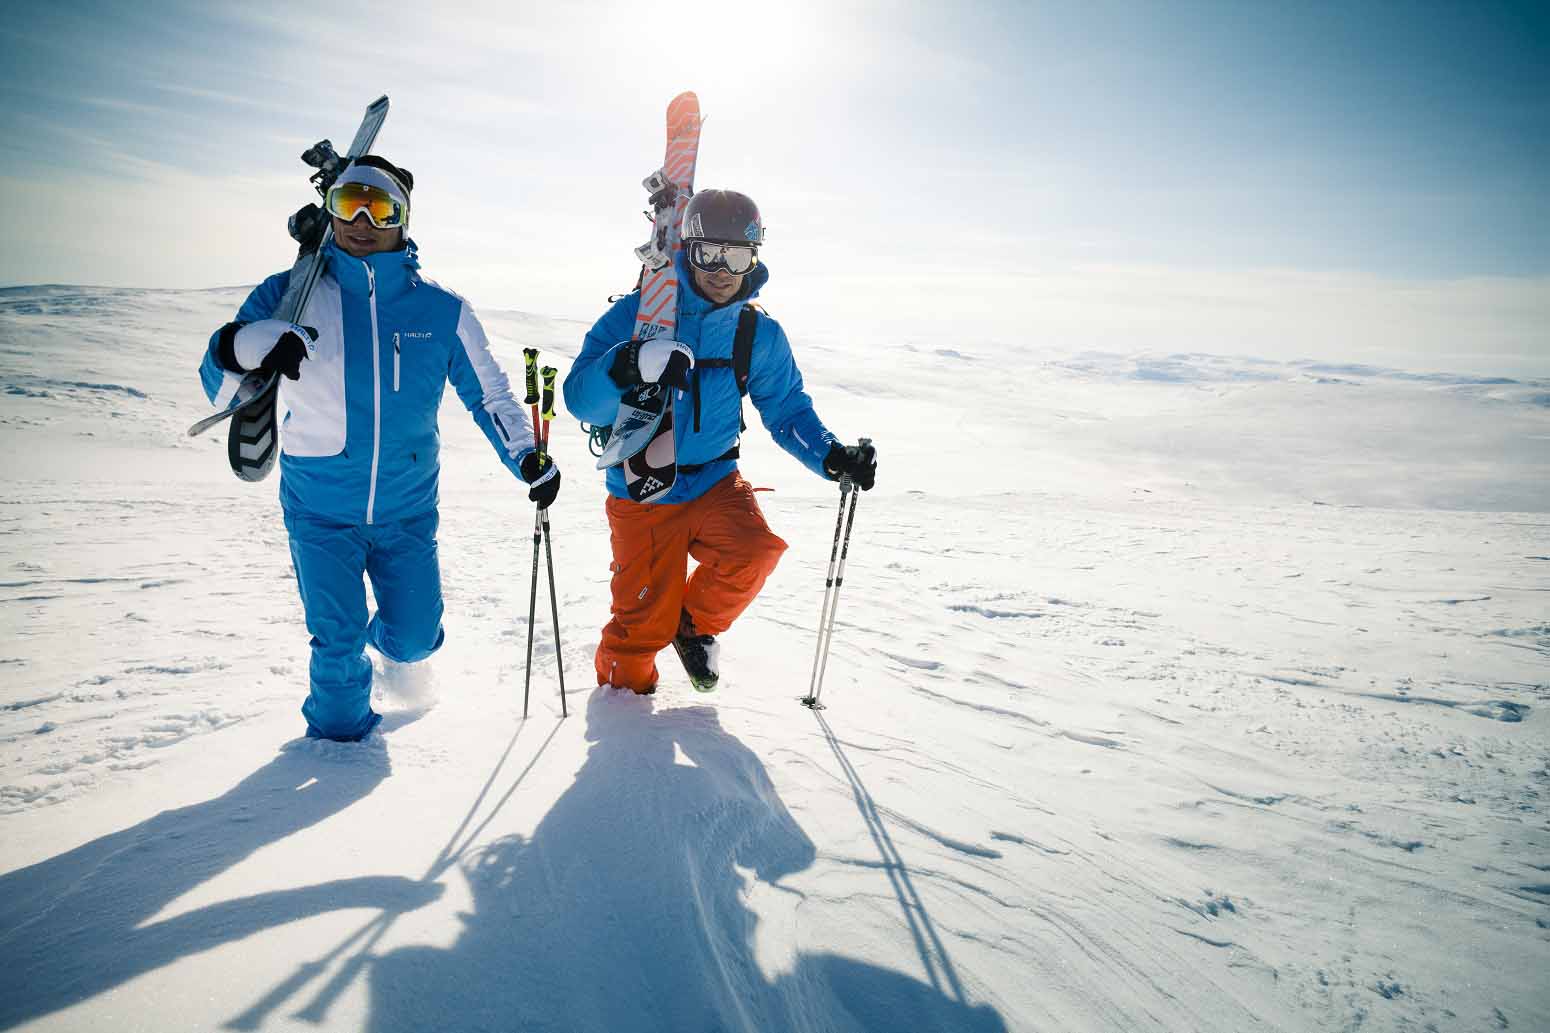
[594,91,703,504]
[522,350,566,719]
[187,96,391,482]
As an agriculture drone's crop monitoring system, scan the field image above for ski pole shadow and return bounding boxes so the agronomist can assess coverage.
[811,709,976,1006]
[0,737,429,1032]
[225,714,565,1030]
[362,687,1007,1032]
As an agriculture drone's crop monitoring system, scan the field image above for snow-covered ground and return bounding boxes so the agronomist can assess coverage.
[1,283,1547,1032]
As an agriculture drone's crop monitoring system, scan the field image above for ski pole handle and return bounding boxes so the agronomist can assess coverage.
[839,436,872,494]
[523,348,540,407]
[523,348,543,457]
[541,367,557,424]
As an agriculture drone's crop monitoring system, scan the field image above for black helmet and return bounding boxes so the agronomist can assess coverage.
[682,189,764,246]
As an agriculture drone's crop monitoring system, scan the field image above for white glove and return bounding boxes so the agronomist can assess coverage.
[610,338,694,390]
[233,319,318,373]
[637,338,694,385]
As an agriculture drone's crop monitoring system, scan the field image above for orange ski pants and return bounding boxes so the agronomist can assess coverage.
[596,472,788,693]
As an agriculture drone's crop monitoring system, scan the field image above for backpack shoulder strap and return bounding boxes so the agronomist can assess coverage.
[732,302,762,396]
[692,303,762,435]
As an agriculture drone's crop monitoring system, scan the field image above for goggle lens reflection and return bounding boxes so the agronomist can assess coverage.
[687,240,758,275]
[325,182,405,229]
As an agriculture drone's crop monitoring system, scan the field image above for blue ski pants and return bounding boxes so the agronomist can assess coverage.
[284,509,446,740]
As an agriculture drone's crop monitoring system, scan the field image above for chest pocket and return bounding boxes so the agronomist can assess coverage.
[387,330,444,398]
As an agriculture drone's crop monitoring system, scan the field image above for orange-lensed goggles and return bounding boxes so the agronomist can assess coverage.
[325,182,406,229]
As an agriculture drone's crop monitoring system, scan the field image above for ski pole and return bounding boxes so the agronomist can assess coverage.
[522,349,542,719]
[811,485,861,706]
[540,365,567,718]
[803,482,849,707]
[801,485,858,709]
[801,437,867,709]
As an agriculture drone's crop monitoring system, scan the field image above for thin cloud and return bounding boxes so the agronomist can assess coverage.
[149,83,300,115]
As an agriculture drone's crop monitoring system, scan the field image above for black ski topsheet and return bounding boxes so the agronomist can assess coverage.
[226,374,282,481]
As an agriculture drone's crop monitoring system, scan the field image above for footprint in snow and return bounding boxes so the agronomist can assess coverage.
[1180,891,1237,918]
[948,604,1044,620]
[1361,693,1528,723]
[884,653,943,671]
[1059,730,1125,750]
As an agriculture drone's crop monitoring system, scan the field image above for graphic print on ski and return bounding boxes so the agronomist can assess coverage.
[185,96,390,485]
[601,92,701,504]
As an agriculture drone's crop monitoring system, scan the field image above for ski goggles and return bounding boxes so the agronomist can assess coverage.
[324,180,407,229]
[686,240,759,275]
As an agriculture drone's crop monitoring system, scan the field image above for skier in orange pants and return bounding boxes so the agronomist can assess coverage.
[563,190,877,693]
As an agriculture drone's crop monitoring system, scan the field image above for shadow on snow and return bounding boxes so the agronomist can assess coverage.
[0,723,432,1030]
[355,690,1005,1033]
[0,692,1006,1032]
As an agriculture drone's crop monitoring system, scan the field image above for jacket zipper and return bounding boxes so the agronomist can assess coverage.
[393,331,401,392]
[365,264,382,525]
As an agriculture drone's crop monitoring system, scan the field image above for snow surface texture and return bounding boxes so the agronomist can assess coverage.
[1,284,1547,1032]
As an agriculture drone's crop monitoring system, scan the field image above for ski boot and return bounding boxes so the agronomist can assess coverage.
[672,612,720,692]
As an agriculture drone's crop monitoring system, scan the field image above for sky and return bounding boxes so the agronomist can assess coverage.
[1,0,1547,370]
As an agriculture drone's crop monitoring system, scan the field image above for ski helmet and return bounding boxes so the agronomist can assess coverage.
[682,189,764,246]
[347,155,414,197]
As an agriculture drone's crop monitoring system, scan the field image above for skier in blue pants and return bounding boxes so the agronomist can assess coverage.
[198,157,561,741]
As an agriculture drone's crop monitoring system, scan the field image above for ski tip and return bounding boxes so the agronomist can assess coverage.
[668,92,701,121]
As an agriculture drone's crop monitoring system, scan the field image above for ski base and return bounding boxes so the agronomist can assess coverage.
[621,396,676,503]
[595,384,670,468]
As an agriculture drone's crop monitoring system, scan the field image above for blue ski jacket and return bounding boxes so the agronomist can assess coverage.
[563,255,835,504]
[199,240,537,525]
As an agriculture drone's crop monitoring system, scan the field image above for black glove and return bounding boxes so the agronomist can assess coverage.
[823,440,877,491]
[608,338,694,391]
[520,450,561,510]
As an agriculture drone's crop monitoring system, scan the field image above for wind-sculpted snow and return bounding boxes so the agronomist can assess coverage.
[0,285,1546,1031]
